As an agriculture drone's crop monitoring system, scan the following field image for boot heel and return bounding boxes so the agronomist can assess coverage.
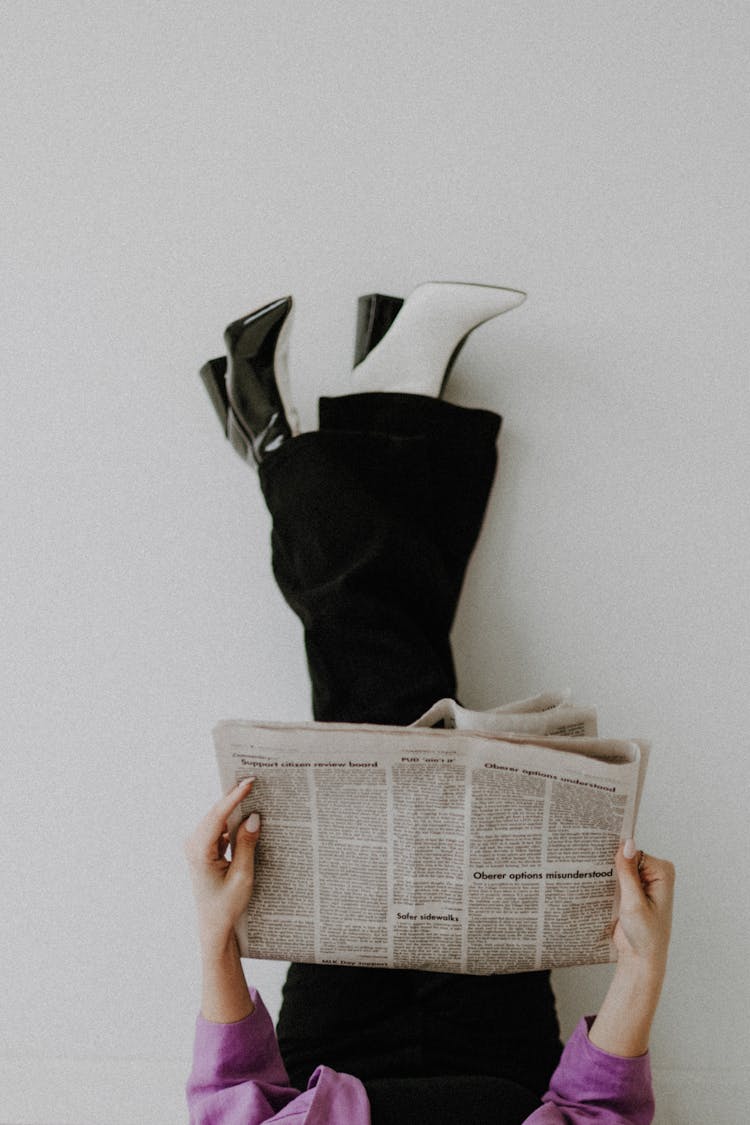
[353,293,404,366]
[442,332,473,397]
[199,356,229,431]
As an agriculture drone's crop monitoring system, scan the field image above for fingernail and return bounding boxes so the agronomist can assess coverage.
[246,812,260,833]
[623,838,637,859]
[238,776,256,789]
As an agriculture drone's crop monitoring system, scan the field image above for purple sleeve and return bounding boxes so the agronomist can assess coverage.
[186,988,302,1124]
[186,988,371,1125]
[523,1017,655,1124]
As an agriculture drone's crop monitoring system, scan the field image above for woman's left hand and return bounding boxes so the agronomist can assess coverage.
[184,778,261,952]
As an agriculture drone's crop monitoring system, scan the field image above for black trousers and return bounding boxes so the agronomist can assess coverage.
[257,393,562,1119]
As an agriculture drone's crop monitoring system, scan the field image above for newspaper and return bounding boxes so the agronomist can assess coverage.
[213,693,649,975]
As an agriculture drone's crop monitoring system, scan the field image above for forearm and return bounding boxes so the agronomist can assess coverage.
[200,934,255,1023]
[588,958,665,1057]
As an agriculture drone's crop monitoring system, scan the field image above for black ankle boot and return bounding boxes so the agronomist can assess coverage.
[353,293,404,366]
[200,296,296,466]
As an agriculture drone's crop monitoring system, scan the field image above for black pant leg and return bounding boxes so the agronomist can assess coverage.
[318,393,503,654]
[259,394,501,724]
[258,429,459,724]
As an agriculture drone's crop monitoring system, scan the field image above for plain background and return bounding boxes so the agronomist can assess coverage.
[2,2,748,1122]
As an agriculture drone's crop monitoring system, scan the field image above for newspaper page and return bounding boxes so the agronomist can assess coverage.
[213,697,648,974]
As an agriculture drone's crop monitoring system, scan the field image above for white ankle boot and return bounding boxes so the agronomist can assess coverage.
[351,281,526,397]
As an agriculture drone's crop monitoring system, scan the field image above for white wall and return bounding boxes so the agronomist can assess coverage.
[2,2,748,1122]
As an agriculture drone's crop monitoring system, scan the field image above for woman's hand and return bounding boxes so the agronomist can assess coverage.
[184,777,261,955]
[611,840,676,974]
[589,841,676,1057]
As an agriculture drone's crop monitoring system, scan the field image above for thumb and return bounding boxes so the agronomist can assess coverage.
[229,812,261,880]
[615,839,646,910]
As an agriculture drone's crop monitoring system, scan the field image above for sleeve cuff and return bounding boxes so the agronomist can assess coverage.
[190,988,292,1090]
[542,1016,654,1118]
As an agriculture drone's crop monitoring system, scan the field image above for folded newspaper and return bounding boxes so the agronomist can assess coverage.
[213,692,649,975]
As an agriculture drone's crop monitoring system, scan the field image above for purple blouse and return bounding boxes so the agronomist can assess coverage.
[187,988,654,1124]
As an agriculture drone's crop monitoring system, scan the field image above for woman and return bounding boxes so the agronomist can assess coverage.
[186,285,675,1123]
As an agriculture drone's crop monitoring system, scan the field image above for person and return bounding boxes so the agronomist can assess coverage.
[186,285,676,1124]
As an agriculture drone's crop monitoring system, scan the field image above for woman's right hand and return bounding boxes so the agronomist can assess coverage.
[612,841,676,975]
[589,841,676,1057]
